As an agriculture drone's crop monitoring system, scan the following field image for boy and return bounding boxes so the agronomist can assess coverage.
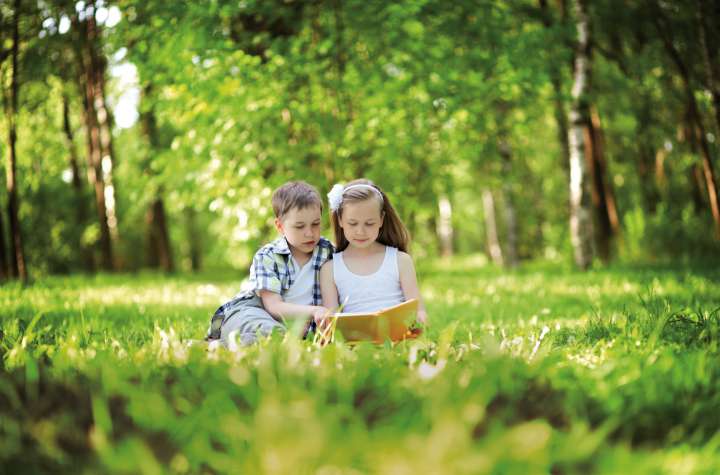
[206,181,333,346]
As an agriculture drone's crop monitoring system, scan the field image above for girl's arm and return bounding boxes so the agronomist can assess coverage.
[398,251,428,324]
[319,261,339,310]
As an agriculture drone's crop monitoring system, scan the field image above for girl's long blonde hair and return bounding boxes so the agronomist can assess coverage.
[331,179,410,253]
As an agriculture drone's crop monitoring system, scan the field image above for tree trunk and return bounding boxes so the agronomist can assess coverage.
[482,189,504,266]
[653,3,720,238]
[74,8,114,270]
[584,106,618,262]
[85,2,120,257]
[697,0,720,135]
[437,195,454,257]
[0,204,8,280]
[62,93,94,272]
[591,108,620,233]
[690,165,706,214]
[684,119,708,215]
[88,23,120,251]
[567,0,593,269]
[141,86,175,273]
[636,99,661,214]
[690,109,720,237]
[655,145,668,195]
[499,141,518,267]
[146,197,174,272]
[185,208,202,272]
[5,0,27,282]
[81,64,113,270]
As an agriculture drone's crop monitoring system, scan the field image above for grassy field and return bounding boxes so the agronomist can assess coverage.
[1,257,720,474]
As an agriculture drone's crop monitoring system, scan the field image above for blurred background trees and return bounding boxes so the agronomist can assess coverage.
[0,0,718,278]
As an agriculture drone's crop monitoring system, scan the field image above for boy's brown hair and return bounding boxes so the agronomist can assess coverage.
[272,181,323,218]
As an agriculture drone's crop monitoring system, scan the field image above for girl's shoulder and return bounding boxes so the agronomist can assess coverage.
[386,245,406,257]
[395,249,415,267]
[321,256,335,269]
[320,258,334,277]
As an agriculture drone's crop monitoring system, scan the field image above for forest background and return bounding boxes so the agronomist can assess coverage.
[1,0,719,280]
[3,2,720,473]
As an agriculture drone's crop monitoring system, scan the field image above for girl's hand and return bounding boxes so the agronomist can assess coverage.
[416,309,428,325]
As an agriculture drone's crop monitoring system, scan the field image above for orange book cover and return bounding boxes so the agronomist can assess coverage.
[331,299,421,343]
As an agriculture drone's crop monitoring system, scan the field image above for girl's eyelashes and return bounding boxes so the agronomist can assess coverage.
[345,221,377,227]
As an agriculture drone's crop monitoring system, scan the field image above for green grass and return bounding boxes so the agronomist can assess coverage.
[1,258,720,474]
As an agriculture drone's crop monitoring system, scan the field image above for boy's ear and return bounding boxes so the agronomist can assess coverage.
[274,217,284,234]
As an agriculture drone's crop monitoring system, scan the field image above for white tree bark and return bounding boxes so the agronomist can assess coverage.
[437,195,454,257]
[567,0,593,269]
[482,189,504,266]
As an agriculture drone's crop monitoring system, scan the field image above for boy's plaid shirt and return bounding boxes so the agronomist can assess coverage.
[247,236,334,304]
[206,236,334,340]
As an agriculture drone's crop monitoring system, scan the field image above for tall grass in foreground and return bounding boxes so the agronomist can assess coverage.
[1,260,719,474]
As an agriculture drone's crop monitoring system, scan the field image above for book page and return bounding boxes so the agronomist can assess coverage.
[334,311,378,317]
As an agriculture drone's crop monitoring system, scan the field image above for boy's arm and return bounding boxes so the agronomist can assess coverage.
[319,261,339,310]
[259,290,327,322]
[398,251,428,324]
[251,249,327,323]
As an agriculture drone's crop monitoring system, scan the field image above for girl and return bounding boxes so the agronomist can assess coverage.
[319,179,428,324]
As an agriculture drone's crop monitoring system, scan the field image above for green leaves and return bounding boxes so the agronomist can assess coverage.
[4,0,720,275]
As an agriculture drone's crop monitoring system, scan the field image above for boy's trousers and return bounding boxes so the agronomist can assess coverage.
[208,295,286,346]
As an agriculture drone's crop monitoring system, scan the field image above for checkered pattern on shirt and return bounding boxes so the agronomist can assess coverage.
[206,236,334,340]
[247,236,334,304]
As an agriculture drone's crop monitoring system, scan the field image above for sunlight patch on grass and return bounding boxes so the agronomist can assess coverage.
[2,262,720,472]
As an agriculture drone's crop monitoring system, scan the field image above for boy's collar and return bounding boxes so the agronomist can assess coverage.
[271,236,332,256]
[271,236,293,255]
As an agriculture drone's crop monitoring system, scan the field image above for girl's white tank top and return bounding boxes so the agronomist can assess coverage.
[332,246,405,313]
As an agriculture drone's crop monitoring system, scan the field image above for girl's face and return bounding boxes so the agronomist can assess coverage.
[339,198,384,249]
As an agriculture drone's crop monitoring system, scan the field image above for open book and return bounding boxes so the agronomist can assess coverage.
[331,299,422,343]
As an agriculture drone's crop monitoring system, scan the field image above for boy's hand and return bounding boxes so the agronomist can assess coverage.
[312,306,332,329]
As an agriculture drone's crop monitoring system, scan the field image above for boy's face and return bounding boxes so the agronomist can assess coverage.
[275,205,322,256]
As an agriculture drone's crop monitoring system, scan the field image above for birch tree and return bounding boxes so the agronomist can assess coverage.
[567,0,593,269]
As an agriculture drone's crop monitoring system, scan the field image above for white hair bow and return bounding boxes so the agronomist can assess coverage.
[327,184,345,212]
